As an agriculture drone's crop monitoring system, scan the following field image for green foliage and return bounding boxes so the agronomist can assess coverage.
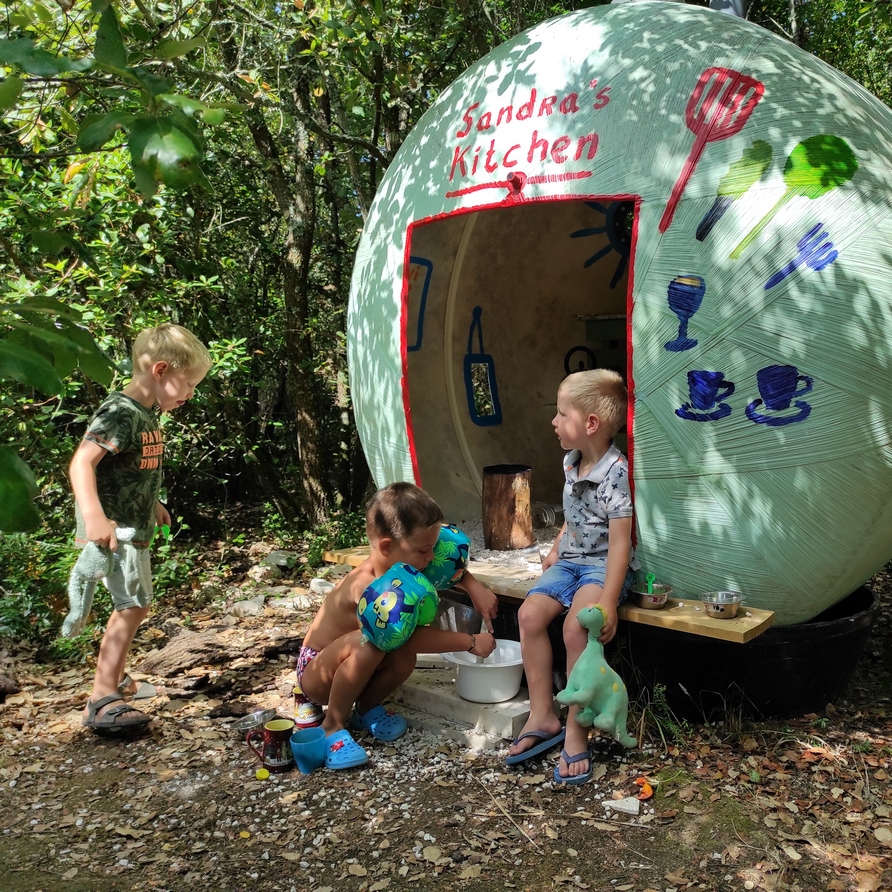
[638,682,693,748]
[0,533,72,640]
[303,509,367,568]
[152,517,201,593]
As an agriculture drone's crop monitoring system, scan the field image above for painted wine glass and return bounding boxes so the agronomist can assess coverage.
[665,275,706,352]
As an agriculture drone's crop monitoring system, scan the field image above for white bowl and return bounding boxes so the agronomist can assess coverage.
[442,639,524,703]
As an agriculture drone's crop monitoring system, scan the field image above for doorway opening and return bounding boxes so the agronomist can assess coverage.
[401,196,638,521]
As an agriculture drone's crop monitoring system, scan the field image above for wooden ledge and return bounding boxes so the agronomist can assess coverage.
[323,547,774,644]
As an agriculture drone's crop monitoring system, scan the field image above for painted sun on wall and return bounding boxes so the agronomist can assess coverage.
[347,1,892,625]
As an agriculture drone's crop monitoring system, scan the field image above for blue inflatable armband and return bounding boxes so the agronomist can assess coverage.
[422,523,471,591]
[357,563,439,651]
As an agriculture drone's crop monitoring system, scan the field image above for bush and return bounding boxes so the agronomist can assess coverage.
[0,533,73,640]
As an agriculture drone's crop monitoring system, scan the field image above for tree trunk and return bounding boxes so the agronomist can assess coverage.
[482,464,534,550]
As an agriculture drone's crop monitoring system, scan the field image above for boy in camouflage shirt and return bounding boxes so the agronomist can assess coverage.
[69,323,211,733]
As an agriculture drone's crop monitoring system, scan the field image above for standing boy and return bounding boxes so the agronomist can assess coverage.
[71,323,211,733]
[299,482,498,769]
[507,370,636,783]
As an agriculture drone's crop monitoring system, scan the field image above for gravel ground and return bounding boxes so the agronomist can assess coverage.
[0,563,889,891]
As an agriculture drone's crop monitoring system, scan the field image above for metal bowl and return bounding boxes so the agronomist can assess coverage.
[232,708,278,737]
[701,590,743,619]
[434,596,483,635]
[630,583,672,609]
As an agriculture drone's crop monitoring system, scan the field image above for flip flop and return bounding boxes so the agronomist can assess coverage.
[83,694,151,735]
[553,748,592,786]
[118,673,157,700]
[350,704,407,742]
[325,730,369,770]
[505,727,565,766]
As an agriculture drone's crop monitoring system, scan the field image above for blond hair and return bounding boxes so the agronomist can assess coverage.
[560,369,628,438]
[132,323,211,373]
[366,482,444,541]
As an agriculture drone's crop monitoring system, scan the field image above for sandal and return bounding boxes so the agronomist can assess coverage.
[83,694,151,734]
[506,727,565,765]
[553,749,593,786]
[325,730,369,770]
[350,704,407,742]
[118,673,157,700]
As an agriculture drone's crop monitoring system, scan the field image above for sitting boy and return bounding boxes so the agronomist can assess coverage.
[299,482,498,768]
[507,369,637,784]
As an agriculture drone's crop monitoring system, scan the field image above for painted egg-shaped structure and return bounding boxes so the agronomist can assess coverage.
[347,1,892,626]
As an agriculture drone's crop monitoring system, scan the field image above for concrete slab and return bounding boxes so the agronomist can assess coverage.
[397,704,511,755]
[392,665,531,741]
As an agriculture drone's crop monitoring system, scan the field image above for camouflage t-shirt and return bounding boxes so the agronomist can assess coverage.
[74,392,163,546]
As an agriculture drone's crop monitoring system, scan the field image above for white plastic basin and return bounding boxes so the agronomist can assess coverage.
[442,639,524,703]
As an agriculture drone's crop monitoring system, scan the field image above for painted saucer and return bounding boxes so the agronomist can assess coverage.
[675,402,732,422]
[745,399,811,426]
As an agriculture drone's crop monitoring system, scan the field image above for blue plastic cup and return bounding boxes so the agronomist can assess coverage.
[290,726,327,774]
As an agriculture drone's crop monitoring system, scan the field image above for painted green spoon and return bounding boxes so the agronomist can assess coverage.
[696,140,772,241]
[730,134,857,259]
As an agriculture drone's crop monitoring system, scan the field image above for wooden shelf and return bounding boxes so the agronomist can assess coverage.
[323,547,774,644]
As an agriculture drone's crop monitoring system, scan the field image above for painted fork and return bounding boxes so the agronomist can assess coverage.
[764,223,838,290]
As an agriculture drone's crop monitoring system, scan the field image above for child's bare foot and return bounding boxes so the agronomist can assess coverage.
[506,714,564,764]
[556,722,590,779]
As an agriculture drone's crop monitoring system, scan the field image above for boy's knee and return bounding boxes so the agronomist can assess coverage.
[562,614,587,649]
[517,600,547,635]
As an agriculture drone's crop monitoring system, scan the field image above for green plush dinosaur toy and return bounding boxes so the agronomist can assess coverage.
[556,605,637,748]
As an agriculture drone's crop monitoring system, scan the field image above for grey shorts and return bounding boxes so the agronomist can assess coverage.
[104,543,153,611]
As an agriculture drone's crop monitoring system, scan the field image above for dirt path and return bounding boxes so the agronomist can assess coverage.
[1,571,889,891]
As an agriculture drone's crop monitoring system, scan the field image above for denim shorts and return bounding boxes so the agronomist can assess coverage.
[528,558,633,609]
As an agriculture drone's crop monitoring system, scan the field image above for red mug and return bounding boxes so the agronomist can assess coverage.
[246,718,295,772]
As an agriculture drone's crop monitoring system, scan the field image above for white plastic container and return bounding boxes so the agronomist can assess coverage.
[442,639,524,703]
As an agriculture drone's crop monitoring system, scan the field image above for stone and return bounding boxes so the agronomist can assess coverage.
[230,595,266,617]
[603,797,640,816]
[247,564,282,583]
[309,578,335,595]
[262,550,299,570]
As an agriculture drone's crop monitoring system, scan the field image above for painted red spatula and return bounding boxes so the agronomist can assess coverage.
[659,67,764,233]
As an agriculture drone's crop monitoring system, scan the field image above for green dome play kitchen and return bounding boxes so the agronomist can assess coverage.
[344,2,890,714]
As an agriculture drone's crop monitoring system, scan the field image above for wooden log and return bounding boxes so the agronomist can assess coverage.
[482,464,534,550]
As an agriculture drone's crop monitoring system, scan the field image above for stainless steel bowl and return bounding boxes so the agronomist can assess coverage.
[630,583,672,609]
[232,708,278,737]
[435,596,483,635]
[701,591,743,618]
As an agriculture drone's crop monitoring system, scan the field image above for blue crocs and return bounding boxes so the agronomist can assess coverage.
[351,704,408,742]
[325,730,369,770]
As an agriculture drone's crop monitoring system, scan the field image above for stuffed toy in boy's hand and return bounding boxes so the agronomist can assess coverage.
[556,606,637,748]
[61,527,138,637]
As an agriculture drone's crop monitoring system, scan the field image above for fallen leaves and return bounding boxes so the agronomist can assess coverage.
[0,567,889,892]
[874,826,892,846]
